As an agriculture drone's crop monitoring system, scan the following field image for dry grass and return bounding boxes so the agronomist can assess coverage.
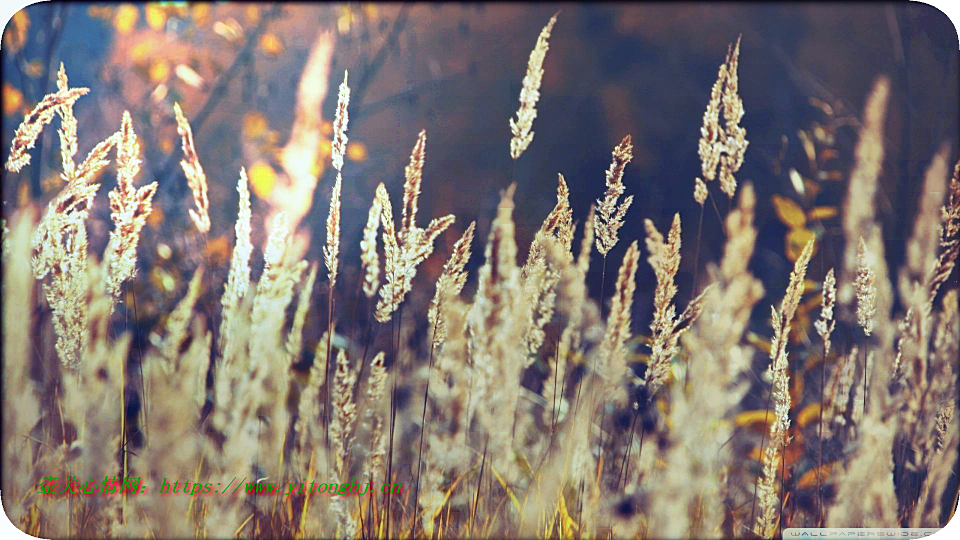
[1,25,958,540]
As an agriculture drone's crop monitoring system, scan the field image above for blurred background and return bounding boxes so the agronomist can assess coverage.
[2,2,958,336]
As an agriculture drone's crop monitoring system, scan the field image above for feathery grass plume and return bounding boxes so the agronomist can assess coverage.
[595,135,634,255]
[468,184,525,478]
[509,13,558,160]
[1,208,41,527]
[927,160,960,303]
[361,195,382,297]
[694,177,708,206]
[839,77,889,305]
[895,150,952,468]
[374,133,456,322]
[295,331,330,442]
[5,70,88,173]
[174,102,211,234]
[220,168,253,359]
[855,237,877,336]
[363,351,388,482]
[55,63,79,178]
[822,346,859,439]
[103,111,158,300]
[597,240,639,400]
[331,70,350,172]
[287,263,318,360]
[428,221,476,349]
[643,214,710,396]
[324,173,342,287]
[543,206,596,426]
[651,183,764,538]
[755,237,814,539]
[698,37,748,198]
[403,129,427,232]
[330,349,358,476]
[912,405,959,527]
[525,174,575,271]
[816,269,837,357]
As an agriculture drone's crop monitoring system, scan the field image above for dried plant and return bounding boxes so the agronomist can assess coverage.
[103,112,157,300]
[173,102,211,234]
[4,28,958,540]
[698,36,748,199]
[360,195,382,298]
[374,131,456,323]
[855,237,877,336]
[594,135,634,256]
[509,13,558,160]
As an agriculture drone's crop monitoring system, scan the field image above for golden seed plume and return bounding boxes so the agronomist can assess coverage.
[374,137,456,323]
[361,195,382,298]
[694,177,708,206]
[324,173,342,288]
[104,111,158,300]
[509,13,558,160]
[598,240,640,396]
[595,135,634,256]
[403,130,427,233]
[331,70,350,172]
[5,66,89,173]
[174,102,211,234]
[815,268,837,357]
[698,36,747,199]
[855,237,877,336]
[429,221,476,349]
[756,236,814,538]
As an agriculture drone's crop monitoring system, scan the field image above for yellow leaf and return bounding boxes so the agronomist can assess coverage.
[2,84,23,116]
[113,4,139,35]
[145,3,166,30]
[796,403,822,428]
[796,463,835,490]
[808,206,839,221]
[746,332,772,355]
[347,141,368,162]
[259,33,284,56]
[786,228,817,262]
[245,5,260,23]
[772,194,806,229]
[249,161,276,199]
[734,410,774,431]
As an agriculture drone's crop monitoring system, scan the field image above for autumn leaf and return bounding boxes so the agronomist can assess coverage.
[786,228,817,262]
[773,194,807,229]
[795,463,836,490]
[808,206,839,221]
[796,403,822,428]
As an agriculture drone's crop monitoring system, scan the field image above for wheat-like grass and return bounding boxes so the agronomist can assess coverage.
[509,13,558,160]
[698,36,747,199]
[173,102,211,234]
[755,237,814,539]
[103,112,157,300]
[595,135,634,256]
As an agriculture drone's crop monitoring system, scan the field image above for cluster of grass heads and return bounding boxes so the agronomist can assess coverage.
[2,12,958,540]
